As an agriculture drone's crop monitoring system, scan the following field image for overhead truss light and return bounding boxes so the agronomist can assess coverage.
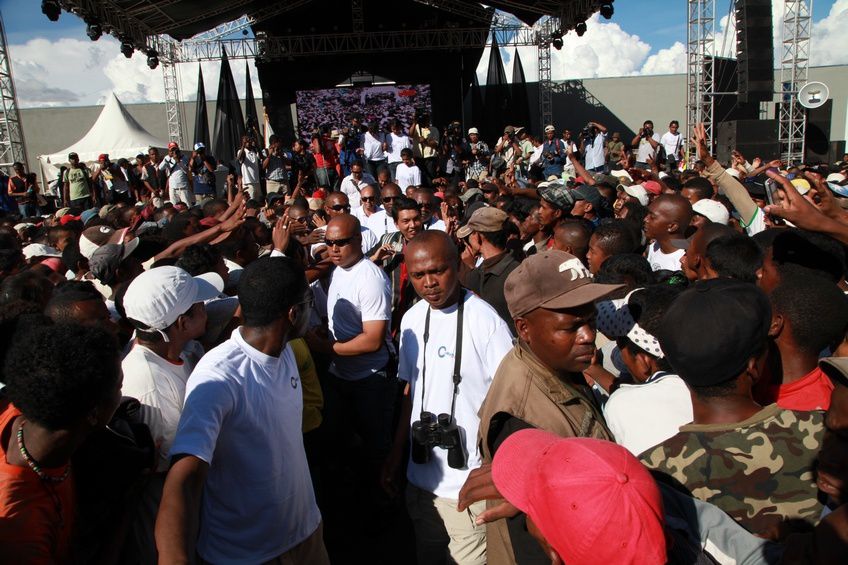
[575,21,587,37]
[120,39,134,58]
[85,18,103,41]
[600,2,614,20]
[41,0,61,22]
[147,49,159,69]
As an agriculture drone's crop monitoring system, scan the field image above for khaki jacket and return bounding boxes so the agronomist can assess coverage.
[477,342,612,564]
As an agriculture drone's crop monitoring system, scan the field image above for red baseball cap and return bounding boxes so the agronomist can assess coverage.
[642,180,662,195]
[167,141,179,150]
[59,214,81,226]
[492,430,666,565]
[98,153,108,161]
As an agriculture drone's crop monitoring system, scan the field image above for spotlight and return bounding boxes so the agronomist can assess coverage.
[600,3,615,19]
[120,40,134,58]
[552,37,563,50]
[85,19,102,41]
[146,49,159,70]
[41,0,61,22]
[575,22,587,37]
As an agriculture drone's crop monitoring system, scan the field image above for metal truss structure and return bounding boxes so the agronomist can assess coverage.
[778,0,812,165]
[0,13,27,171]
[686,0,716,163]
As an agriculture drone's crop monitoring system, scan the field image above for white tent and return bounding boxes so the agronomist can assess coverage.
[37,92,169,186]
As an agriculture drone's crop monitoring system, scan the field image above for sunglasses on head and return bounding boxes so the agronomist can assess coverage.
[325,236,356,247]
[330,204,351,211]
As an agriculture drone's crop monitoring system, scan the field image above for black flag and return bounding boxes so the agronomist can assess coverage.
[212,48,245,167]
[193,65,210,150]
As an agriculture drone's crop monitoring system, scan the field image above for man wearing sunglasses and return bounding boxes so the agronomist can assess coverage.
[354,184,382,226]
[340,162,376,209]
[309,214,395,491]
[314,193,378,257]
[366,184,402,239]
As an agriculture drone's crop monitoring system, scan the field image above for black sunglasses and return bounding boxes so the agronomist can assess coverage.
[361,196,376,202]
[330,204,351,212]
[382,196,397,203]
[325,236,356,247]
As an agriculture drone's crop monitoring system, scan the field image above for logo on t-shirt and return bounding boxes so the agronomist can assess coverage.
[291,376,298,389]
[437,346,455,359]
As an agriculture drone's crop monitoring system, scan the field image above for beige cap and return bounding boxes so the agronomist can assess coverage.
[456,206,509,239]
[504,250,623,318]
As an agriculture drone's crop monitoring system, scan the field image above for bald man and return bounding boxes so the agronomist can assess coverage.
[316,214,395,484]
[383,230,513,565]
[552,219,592,267]
[315,192,378,256]
[643,194,692,272]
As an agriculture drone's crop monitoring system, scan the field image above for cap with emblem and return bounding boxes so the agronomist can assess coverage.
[79,225,139,260]
[504,250,622,318]
[194,142,205,151]
[456,207,509,239]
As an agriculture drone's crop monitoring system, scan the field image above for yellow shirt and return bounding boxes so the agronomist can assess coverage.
[289,338,323,433]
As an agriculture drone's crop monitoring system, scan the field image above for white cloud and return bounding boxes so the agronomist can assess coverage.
[811,0,848,65]
[640,41,687,75]
[9,35,262,108]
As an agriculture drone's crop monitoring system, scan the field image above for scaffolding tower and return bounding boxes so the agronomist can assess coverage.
[686,0,716,163]
[778,0,812,165]
[537,17,557,129]
[0,12,27,171]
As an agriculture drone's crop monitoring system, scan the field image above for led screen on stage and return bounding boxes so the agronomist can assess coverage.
[295,84,432,140]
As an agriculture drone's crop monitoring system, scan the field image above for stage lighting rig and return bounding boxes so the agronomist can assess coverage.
[575,21,587,37]
[552,37,563,50]
[600,2,614,20]
[146,49,159,70]
[41,0,61,22]
[85,18,102,41]
[120,39,134,58]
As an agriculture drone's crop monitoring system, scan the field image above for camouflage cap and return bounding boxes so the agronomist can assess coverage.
[539,183,575,212]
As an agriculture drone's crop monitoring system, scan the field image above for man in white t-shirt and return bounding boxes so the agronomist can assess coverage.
[121,266,223,561]
[310,214,395,472]
[339,162,376,209]
[158,142,193,206]
[382,231,513,565]
[237,135,262,201]
[596,288,693,456]
[415,188,447,232]
[386,120,413,180]
[659,120,684,172]
[362,124,387,179]
[353,183,381,225]
[156,254,328,564]
[366,183,401,239]
[632,120,661,170]
[581,121,608,173]
[396,148,422,190]
[644,194,692,272]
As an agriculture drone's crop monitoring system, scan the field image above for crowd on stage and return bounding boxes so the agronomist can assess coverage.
[2,106,848,565]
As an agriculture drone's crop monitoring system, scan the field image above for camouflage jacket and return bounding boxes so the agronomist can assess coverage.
[640,404,824,537]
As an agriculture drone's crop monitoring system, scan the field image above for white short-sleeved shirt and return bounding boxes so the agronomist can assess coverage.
[647,241,685,272]
[170,329,320,563]
[365,209,398,239]
[121,343,196,471]
[238,149,261,185]
[660,131,683,159]
[340,173,376,209]
[363,132,385,161]
[636,133,662,163]
[584,132,608,170]
[158,155,190,189]
[327,257,392,380]
[422,216,447,232]
[604,373,694,456]
[387,133,412,163]
[399,293,513,498]
[396,163,422,190]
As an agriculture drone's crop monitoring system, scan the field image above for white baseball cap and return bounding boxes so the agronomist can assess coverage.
[826,172,846,183]
[194,142,205,150]
[544,125,555,133]
[124,267,224,337]
[468,127,479,135]
[692,199,730,225]
[621,185,649,206]
[22,243,62,261]
[610,169,633,182]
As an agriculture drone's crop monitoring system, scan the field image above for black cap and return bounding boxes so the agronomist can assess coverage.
[744,177,767,199]
[657,278,771,387]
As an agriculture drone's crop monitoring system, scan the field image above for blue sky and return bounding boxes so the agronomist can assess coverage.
[1,0,845,107]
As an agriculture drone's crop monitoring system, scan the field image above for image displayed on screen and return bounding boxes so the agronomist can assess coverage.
[295,84,432,139]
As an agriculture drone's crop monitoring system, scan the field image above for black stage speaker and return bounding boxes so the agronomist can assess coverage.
[716,119,779,164]
[804,100,835,164]
[712,57,760,122]
[735,0,774,104]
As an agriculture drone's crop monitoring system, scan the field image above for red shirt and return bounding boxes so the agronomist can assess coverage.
[0,403,75,564]
[774,366,833,411]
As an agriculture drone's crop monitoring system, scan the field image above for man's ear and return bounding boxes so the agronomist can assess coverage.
[768,313,784,339]
[634,351,655,380]
[667,221,679,234]
[515,317,530,344]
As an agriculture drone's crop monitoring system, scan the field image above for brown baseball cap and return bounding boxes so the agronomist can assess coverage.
[456,206,509,239]
[504,250,623,318]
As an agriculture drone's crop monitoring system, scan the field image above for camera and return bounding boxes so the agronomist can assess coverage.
[411,411,466,469]
[414,107,429,121]
[642,127,654,138]
[580,123,596,138]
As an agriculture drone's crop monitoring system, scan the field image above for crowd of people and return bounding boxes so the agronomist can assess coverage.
[1,107,848,565]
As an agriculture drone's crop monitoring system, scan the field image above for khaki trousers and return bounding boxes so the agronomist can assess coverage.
[406,483,487,565]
